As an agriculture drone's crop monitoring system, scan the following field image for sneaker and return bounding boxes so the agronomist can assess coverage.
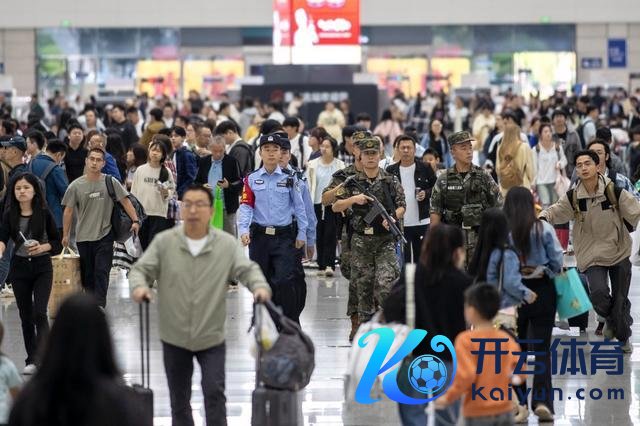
[0,284,14,298]
[595,321,605,336]
[316,269,326,277]
[621,340,634,353]
[514,405,529,423]
[534,404,553,422]
[324,267,334,277]
[23,364,37,375]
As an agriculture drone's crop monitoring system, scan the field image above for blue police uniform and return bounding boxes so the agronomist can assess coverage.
[237,134,308,322]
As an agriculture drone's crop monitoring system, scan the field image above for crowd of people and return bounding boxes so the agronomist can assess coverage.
[0,84,637,425]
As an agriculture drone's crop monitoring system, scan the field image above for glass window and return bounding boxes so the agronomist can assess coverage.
[97,29,139,56]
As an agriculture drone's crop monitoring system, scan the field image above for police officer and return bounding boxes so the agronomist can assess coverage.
[278,134,317,321]
[332,135,406,329]
[430,130,501,267]
[238,133,309,322]
[322,130,365,341]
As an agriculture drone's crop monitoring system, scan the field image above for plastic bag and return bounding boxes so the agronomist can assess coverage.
[124,235,143,258]
[249,304,278,358]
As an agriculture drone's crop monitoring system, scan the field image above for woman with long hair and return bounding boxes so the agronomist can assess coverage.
[503,187,563,423]
[105,132,128,183]
[534,123,568,208]
[385,224,471,426]
[306,136,345,277]
[496,123,535,196]
[420,119,452,168]
[125,143,148,191]
[0,173,61,375]
[131,139,175,250]
[8,294,142,425]
[468,208,537,327]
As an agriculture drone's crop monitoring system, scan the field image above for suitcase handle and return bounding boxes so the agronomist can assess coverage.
[139,300,150,388]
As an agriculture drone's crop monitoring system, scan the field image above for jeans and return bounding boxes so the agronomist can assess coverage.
[585,258,633,341]
[162,341,227,426]
[0,240,14,286]
[76,232,114,307]
[11,255,52,365]
[398,361,459,426]
[515,276,556,412]
[536,183,558,208]
[403,225,428,263]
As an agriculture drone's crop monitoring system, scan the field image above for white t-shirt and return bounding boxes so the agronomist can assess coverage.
[535,143,566,185]
[314,161,338,204]
[400,164,428,227]
[186,235,208,257]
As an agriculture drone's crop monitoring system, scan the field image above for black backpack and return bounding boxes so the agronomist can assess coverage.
[566,177,634,232]
[105,175,146,243]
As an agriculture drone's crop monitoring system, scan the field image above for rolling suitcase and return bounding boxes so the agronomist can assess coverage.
[251,302,303,426]
[130,300,154,426]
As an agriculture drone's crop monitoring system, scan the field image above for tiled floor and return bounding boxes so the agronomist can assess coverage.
[3,265,640,425]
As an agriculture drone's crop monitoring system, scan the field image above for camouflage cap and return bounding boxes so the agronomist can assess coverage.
[448,130,473,148]
[359,137,381,152]
[352,130,377,149]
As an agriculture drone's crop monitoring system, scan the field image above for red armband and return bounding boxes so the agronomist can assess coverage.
[240,176,255,208]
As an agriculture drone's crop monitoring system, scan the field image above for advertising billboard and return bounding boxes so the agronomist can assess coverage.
[273,0,361,65]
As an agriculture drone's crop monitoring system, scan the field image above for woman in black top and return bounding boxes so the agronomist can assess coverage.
[0,172,61,374]
[9,294,143,426]
[384,224,471,426]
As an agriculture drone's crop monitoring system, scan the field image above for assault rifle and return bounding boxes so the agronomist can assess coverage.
[343,175,407,244]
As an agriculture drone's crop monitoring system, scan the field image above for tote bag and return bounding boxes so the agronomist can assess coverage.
[554,268,593,320]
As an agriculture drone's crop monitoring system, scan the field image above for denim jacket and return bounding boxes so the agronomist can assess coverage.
[487,247,535,308]
[509,220,564,277]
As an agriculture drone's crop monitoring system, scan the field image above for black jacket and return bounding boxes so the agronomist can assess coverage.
[228,140,254,177]
[386,159,436,221]
[195,154,243,214]
[383,265,471,361]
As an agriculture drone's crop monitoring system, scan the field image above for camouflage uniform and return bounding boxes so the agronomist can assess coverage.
[336,138,406,323]
[323,164,359,316]
[429,131,501,267]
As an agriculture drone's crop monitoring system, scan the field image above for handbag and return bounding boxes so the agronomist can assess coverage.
[210,186,224,229]
[554,168,570,197]
[256,300,315,391]
[554,268,593,320]
[494,249,517,334]
[49,247,82,318]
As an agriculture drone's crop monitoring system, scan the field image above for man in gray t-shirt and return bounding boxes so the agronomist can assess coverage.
[61,148,140,307]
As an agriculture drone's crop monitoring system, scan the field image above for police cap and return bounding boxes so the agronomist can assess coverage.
[448,131,473,148]
[259,133,283,148]
[272,131,291,151]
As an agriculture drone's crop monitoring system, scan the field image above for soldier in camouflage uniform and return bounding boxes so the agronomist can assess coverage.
[333,136,406,329]
[322,131,366,340]
[430,130,501,267]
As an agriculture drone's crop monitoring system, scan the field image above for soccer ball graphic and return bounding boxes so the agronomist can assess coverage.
[408,355,448,395]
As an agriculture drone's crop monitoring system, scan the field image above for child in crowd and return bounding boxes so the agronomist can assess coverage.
[0,321,22,424]
[435,284,523,426]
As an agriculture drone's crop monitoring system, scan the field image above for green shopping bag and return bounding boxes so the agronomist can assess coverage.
[554,268,593,320]
[210,186,224,229]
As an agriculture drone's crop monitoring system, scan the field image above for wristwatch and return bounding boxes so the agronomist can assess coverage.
[133,220,141,225]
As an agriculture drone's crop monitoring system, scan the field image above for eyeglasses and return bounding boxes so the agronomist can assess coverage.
[182,201,211,210]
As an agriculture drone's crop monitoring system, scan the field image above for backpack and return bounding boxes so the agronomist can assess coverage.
[567,180,635,232]
[497,143,524,189]
[576,120,589,149]
[27,161,57,194]
[105,175,147,243]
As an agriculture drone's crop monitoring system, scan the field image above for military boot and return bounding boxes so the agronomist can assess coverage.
[348,314,359,342]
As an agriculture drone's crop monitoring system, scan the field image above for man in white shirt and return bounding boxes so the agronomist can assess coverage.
[283,116,310,169]
[385,135,437,262]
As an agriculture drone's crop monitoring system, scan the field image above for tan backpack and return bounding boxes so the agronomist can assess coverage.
[498,143,524,189]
